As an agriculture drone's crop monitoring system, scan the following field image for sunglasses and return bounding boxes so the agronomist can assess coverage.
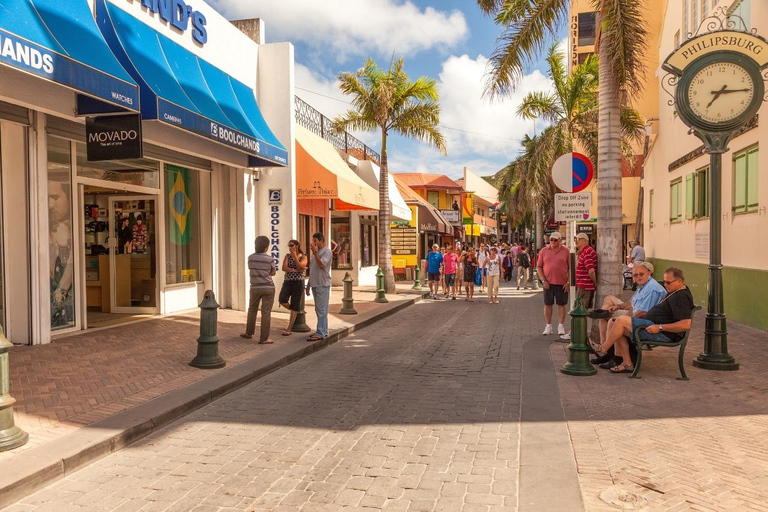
[550,238,560,241]
[663,278,680,285]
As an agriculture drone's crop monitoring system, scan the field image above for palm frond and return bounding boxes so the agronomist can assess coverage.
[596,0,648,98]
[517,91,562,124]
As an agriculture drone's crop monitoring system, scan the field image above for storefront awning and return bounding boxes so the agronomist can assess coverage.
[295,124,379,211]
[357,161,411,222]
[392,175,451,234]
[0,0,139,112]
[96,1,287,167]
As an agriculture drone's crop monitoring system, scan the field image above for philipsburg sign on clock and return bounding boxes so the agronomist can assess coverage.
[660,9,768,373]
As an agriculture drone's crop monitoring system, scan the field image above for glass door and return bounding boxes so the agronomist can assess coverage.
[109,196,158,314]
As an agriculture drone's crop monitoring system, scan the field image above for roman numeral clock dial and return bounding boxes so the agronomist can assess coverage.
[688,62,754,123]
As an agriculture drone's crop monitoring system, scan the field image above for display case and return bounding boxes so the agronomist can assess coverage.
[331,215,352,270]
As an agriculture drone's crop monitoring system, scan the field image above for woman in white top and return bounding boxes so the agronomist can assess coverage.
[483,247,503,304]
[477,244,488,294]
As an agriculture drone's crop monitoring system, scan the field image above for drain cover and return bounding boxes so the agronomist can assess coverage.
[599,487,649,510]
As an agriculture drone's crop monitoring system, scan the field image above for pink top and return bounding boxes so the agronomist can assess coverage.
[443,253,459,274]
[537,245,570,285]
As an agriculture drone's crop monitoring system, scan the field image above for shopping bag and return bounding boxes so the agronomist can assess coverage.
[475,267,482,286]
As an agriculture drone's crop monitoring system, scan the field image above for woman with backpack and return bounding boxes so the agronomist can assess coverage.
[516,245,531,290]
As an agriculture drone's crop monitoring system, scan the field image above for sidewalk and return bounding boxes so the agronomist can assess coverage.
[551,311,768,511]
[0,283,427,505]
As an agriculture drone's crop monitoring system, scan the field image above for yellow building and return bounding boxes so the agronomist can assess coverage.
[641,0,768,330]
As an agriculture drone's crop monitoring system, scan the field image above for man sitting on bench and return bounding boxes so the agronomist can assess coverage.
[589,267,694,374]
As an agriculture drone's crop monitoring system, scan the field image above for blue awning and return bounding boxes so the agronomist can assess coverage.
[0,0,139,112]
[96,1,288,168]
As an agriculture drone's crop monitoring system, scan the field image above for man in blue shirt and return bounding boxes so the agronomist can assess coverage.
[426,243,443,299]
[592,261,666,368]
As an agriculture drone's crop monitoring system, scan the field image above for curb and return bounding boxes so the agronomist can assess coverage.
[0,290,429,508]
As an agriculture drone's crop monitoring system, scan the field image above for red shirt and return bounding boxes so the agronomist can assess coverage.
[537,245,570,285]
[575,245,597,291]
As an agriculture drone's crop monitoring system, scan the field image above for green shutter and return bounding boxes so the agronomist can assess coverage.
[670,180,682,222]
[747,148,759,211]
[733,153,747,212]
[685,173,695,219]
[697,168,709,218]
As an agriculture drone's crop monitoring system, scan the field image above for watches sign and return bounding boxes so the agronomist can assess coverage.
[86,114,143,161]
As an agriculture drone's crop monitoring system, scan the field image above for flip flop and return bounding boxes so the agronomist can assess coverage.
[610,363,634,374]
[282,330,292,336]
[307,335,323,341]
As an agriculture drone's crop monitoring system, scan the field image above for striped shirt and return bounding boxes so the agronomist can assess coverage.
[575,245,597,291]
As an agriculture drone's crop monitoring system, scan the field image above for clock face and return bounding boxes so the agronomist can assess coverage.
[687,62,755,124]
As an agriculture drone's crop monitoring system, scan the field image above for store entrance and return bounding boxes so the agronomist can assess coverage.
[82,185,158,328]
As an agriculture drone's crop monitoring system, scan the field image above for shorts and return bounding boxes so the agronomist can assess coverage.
[576,288,595,309]
[279,280,304,312]
[428,272,440,282]
[631,317,673,343]
[543,284,568,306]
[482,268,488,276]
[445,274,456,286]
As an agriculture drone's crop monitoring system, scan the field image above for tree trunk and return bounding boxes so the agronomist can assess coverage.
[378,131,396,293]
[535,203,544,255]
[595,31,624,306]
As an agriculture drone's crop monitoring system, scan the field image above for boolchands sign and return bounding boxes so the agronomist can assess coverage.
[86,114,143,161]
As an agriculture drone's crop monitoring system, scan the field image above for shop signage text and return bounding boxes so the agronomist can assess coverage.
[554,192,592,222]
[390,225,417,256]
[85,114,143,161]
[440,210,460,224]
[270,205,280,269]
[133,0,208,45]
[420,223,438,232]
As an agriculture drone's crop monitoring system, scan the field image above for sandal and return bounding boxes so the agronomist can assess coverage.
[587,338,603,355]
[307,335,323,341]
[610,362,634,374]
[282,330,292,336]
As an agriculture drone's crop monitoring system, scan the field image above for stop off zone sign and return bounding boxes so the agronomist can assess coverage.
[552,152,594,193]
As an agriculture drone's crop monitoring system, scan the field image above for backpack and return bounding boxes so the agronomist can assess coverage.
[518,252,530,269]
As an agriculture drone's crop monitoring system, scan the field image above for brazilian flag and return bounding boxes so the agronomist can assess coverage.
[167,165,192,245]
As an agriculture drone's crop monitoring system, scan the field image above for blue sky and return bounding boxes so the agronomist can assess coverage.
[211,0,565,179]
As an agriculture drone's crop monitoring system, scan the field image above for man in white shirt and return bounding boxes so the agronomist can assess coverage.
[307,232,333,341]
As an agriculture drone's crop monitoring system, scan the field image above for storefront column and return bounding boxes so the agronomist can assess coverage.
[29,112,50,345]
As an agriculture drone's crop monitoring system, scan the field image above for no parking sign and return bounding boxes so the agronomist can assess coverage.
[551,153,594,193]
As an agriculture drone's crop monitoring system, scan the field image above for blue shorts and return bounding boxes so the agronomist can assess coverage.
[631,317,673,343]
[482,268,488,276]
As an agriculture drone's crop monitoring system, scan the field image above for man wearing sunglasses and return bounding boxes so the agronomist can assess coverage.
[537,231,570,335]
[590,267,694,373]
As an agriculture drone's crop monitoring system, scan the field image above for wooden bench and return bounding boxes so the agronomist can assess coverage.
[630,306,702,380]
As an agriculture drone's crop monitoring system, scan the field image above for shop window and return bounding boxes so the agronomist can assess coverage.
[577,52,594,64]
[427,191,439,209]
[649,189,655,228]
[165,164,203,284]
[577,12,597,47]
[670,179,683,223]
[694,167,710,218]
[299,214,310,253]
[331,215,352,270]
[76,143,160,188]
[732,145,758,214]
[47,136,76,330]
[360,216,378,268]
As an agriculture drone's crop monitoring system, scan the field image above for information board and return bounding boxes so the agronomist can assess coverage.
[390,225,418,255]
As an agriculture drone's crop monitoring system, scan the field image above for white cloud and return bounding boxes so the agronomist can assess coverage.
[211,0,468,61]
[437,54,553,158]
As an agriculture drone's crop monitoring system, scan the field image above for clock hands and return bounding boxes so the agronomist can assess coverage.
[706,85,751,109]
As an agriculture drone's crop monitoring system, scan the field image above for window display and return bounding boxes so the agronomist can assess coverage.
[165,164,203,284]
[331,216,352,270]
[77,142,160,188]
[47,136,75,330]
[360,216,378,268]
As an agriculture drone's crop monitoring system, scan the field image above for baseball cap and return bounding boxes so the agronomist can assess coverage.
[549,232,562,240]
[575,233,589,241]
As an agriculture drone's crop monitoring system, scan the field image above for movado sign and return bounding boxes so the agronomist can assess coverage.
[86,114,143,161]
[132,0,208,45]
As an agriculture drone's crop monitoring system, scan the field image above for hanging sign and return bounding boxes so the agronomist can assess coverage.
[86,114,143,161]
[462,192,475,225]
[551,152,594,193]
[555,192,592,221]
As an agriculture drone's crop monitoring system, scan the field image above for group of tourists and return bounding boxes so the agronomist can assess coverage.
[424,241,534,304]
[240,233,332,345]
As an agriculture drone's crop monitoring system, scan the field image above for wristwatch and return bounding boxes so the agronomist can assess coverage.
[657,325,663,331]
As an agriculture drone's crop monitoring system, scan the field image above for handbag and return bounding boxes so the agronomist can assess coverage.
[475,267,483,286]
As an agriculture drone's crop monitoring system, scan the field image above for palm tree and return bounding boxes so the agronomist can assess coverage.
[334,57,446,293]
[478,0,648,300]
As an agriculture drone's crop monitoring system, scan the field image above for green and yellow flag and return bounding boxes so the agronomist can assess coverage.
[167,165,192,245]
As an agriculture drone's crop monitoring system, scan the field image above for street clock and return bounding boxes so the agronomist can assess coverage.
[675,52,764,133]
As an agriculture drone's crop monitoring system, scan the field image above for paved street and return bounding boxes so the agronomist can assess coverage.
[7,283,543,512]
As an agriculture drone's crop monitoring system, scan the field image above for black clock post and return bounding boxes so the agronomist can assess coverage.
[663,20,768,371]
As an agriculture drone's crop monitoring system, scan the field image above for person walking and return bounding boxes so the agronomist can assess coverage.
[426,244,443,299]
[461,247,478,301]
[278,240,307,336]
[574,233,598,309]
[483,247,502,304]
[443,245,459,300]
[516,245,531,290]
[241,236,276,344]
[537,232,570,335]
[502,250,515,282]
[477,243,488,294]
[307,233,332,342]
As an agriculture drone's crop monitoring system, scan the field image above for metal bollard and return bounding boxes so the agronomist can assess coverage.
[374,268,389,303]
[411,265,422,290]
[0,327,28,451]
[292,289,312,332]
[339,272,358,315]
[189,291,226,369]
[531,267,540,290]
[560,298,597,376]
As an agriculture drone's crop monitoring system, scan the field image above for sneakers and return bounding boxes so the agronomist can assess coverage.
[542,324,553,335]
[516,285,520,290]
[558,324,566,336]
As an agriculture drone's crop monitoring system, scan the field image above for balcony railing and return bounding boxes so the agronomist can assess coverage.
[295,96,381,165]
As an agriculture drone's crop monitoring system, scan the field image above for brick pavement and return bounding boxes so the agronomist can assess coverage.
[3,286,420,461]
[6,283,545,512]
[552,311,768,511]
